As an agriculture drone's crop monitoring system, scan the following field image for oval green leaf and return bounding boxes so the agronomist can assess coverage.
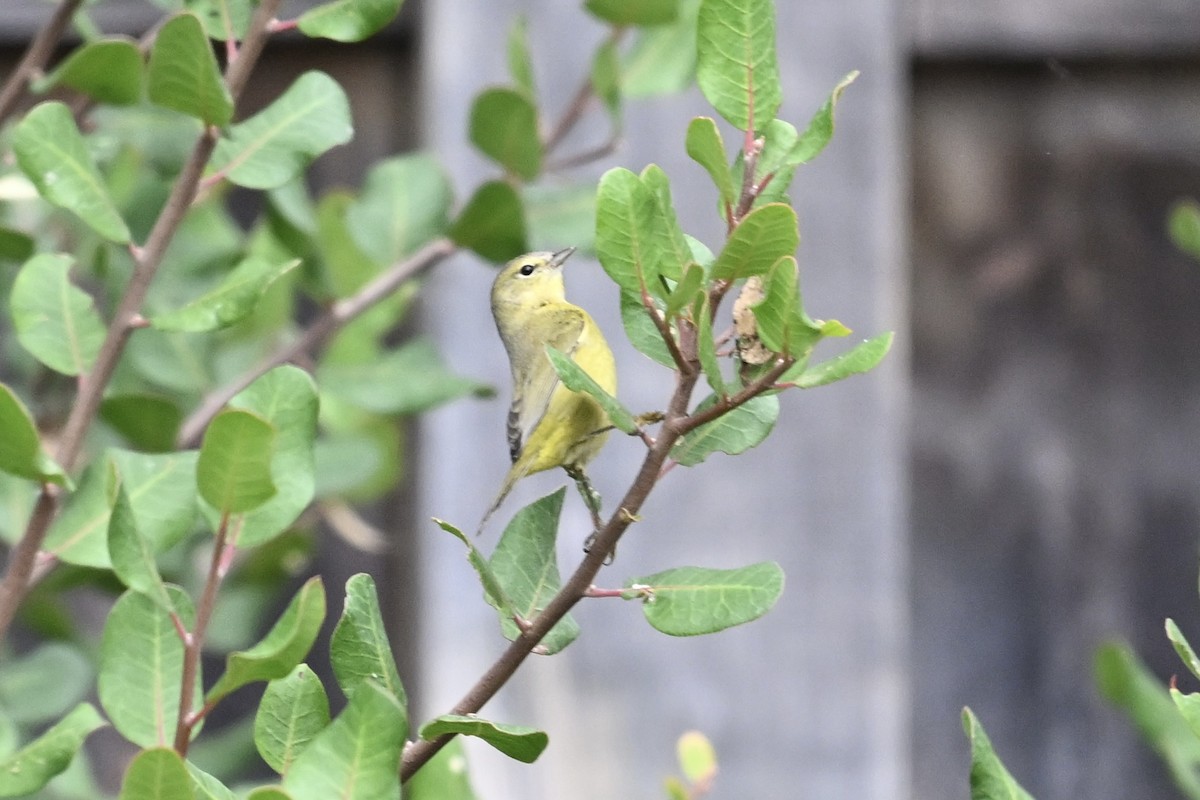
[627,561,783,636]
[108,485,174,611]
[151,257,301,332]
[448,180,527,263]
[595,167,661,293]
[207,577,326,706]
[117,747,191,800]
[545,345,636,434]
[671,394,778,467]
[696,0,781,131]
[11,102,131,243]
[790,332,893,389]
[11,253,106,376]
[40,38,143,105]
[0,703,104,798]
[345,153,453,266]
[468,88,541,180]
[211,71,353,190]
[708,203,798,281]
[297,0,405,43]
[419,714,548,764]
[0,383,68,486]
[330,573,406,705]
[100,394,183,452]
[148,12,234,125]
[282,681,406,800]
[255,665,331,776]
[197,409,277,514]
[685,117,734,207]
[622,0,700,98]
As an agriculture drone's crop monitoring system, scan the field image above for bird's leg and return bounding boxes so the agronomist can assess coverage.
[566,464,614,563]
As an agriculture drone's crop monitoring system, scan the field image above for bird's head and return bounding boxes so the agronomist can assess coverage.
[491,248,575,308]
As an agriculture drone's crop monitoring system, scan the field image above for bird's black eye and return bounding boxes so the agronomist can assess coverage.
[518,263,536,276]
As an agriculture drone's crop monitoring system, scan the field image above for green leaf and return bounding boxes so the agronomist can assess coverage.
[0,228,34,263]
[187,762,236,800]
[0,382,68,486]
[99,587,201,748]
[246,788,292,800]
[148,13,234,126]
[639,164,689,285]
[11,253,106,376]
[108,485,174,610]
[434,519,517,624]
[1096,641,1200,798]
[185,0,256,41]
[406,738,477,800]
[591,39,622,127]
[197,409,277,514]
[449,180,527,263]
[695,0,780,131]
[524,182,597,254]
[151,257,301,332]
[665,262,705,320]
[789,332,893,389]
[0,703,105,798]
[0,643,91,725]
[117,747,192,800]
[345,153,452,266]
[709,203,798,281]
[961,708,1036,800]
[12,101,131,242]
[671,394,778,466]
[207,577,327,706]
[586,0,678,25]
[1173,687,1200,741]
[625,562,783,636]
[620,290,676,367]
[677,730,717,784]
[1168,618,1200,680]
[1169,200,1200,262]
[545,345,636,434]
[490,489,579,654]
[468,88,541,180]
[622,0,700,98]
[686,117,735,208]
[211,71,353,190]
[255,665,331,776]
[282,681,406,800]
[318,337,492,415]
[222,366,319,547]
[419,715,548,764]
[596,167,662,293]
[508,16,536,99]
[100,394,183,452]
[751,256,822,357]
[40,37,143,105]
[788,71,858,166]
[330,573,406,706]
[695,295,727,396]
[297,0,405,42]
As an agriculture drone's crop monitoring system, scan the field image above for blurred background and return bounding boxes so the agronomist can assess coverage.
[5,0,1200,798]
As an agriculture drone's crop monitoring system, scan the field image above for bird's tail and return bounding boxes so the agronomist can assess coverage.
[476,460,532,536]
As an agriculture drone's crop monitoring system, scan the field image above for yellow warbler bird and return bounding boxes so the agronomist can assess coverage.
[479,247,617,534]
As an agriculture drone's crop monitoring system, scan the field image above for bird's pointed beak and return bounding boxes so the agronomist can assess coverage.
[549,247,576,268]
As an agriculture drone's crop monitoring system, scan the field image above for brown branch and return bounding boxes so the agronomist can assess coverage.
[641,288,692,375]
[401,364,700,781]
[0,0,285,647]
[174,514,233,755]
[177,237,457,447]
[0,0,85,126]
[541,26,626,157]
[675,356,794,435]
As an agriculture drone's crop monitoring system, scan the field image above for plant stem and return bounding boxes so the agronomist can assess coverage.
[0,0,85,126]
[400,365,701,781]
[0,0,285,648]
[177,236,457,447]
[174,514,233,755]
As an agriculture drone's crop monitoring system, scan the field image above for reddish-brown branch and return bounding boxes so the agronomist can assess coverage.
[0,0,85,126]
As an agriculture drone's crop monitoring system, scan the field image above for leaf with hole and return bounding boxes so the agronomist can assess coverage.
[625,562,783,636]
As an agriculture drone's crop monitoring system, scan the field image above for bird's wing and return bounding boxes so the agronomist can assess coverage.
[507,306,585,463]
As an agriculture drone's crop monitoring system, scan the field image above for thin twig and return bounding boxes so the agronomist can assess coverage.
[544,137,621,172]
[400,361,701,781]
[641,289,692,375]
[0,0,85,126]
[177,237,457,447]
[0,0,286,647]
[675,357,794,435]
[174,514,233,755]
